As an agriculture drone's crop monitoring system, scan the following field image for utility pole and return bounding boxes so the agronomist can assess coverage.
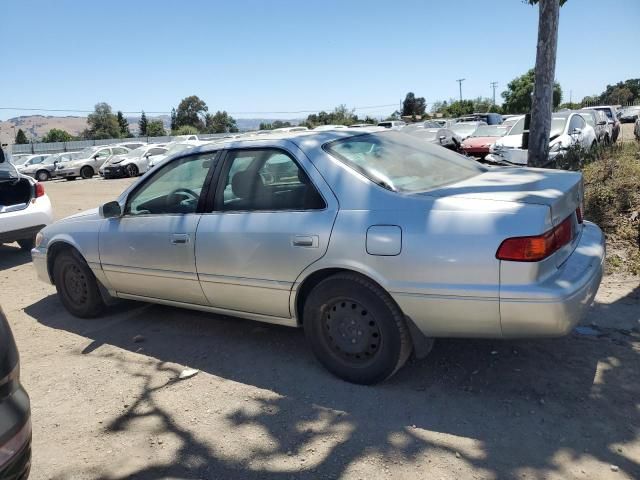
[456,78,465,102]
[490,82,498,105]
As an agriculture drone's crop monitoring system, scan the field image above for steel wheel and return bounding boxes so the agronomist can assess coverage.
[62,263,89,305]
[36,170,50,182]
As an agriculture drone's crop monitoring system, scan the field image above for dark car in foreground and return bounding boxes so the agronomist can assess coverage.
[0,309,31,479]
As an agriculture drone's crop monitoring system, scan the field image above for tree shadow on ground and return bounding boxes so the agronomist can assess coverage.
[25,285,640,480]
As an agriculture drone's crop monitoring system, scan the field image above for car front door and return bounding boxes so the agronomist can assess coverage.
[195,146,338,319]
[100,151,219,304]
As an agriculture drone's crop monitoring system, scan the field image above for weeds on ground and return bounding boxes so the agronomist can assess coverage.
[581,141,640,275]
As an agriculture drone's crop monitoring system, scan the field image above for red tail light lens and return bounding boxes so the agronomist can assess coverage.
[496,216,574,262]
[35,183,45,198]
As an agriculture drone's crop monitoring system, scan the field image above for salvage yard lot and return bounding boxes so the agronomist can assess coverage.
[1,174,639,480]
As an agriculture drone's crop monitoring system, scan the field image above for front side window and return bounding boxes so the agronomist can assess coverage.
[218,149,325,211]
[325,131,484,193]
[126,152,216,215]
[95,149,111,160]
[112,147,129,155]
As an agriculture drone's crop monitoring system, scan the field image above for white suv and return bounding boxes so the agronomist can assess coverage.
[0,149,53,250]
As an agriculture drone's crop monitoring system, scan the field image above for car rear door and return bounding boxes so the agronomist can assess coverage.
[194,144,338,319]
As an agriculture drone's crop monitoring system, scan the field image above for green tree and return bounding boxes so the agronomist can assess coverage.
[85,102,120,139]
[401,92,427,117]
[116,111,130,137]
[173,125,199,136]
[444,100,475,117]
[605,86,633,105]
[176,95,208,130]
[138,111,148,136]
[170,108,177,132]
[204,111,238,133]
[42,128,73,143]
[304,105,358,127]
[259,120,292,130]
[15,129,28,144]
[599,79,640,105]
[146,120,166,137]
[501,69,562,114]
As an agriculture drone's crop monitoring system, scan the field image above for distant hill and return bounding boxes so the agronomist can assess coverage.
[0,115,303,146]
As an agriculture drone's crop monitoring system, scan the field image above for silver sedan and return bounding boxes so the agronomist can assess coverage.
[32,129,605,384]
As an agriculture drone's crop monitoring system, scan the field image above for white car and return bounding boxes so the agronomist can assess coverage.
[487,111,597,166]
[101,144,168,178]
[147,141,209,169]
[0,149,53,250]
[378,120,406,130]
[313,125,349,131]
[56,145,130,180]
[15,154,51,172]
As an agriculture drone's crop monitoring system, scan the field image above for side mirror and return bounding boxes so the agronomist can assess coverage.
[597,120,607,126]
[100,201,122,218]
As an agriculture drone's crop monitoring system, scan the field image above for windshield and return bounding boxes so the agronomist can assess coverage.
[472,125,509,137]
[11,156,30,166]
[550,117,568,138]
[450,123,479,137]
[76,147,100,159]
[126,146,147,157]
[594,107,613,119]
[324,131,484,193]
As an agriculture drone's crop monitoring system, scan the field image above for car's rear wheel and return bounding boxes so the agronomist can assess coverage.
[36,170,50,182]
[80,166,94,179]
[53,250,105,318]
[303,273,412,384]
[17,237,35,251]
[125,164,139,177]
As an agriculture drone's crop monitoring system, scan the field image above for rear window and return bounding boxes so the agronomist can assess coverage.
[324,131,484,193]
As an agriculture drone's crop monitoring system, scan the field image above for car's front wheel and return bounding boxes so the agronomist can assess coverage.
[80,166,94,179]
[303,273,412,384]
[53,250,105,318]
[125,164,139,177]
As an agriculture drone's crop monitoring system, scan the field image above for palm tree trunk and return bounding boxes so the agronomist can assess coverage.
[528,0,560,167]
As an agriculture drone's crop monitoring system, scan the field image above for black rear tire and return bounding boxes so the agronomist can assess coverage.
[303,273,412,384]
[17,237,35,251]
[53,250,105,318]
[80,166,94,179]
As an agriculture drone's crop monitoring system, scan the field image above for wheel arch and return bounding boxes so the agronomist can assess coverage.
[46,240,84,284]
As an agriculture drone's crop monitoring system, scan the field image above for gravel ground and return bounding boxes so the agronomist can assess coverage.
[1,173,639,480]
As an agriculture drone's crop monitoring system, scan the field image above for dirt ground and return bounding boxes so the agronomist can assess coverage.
[1,168,639,480]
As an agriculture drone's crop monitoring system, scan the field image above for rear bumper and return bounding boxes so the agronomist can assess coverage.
[0,387,31,480]
[0,225,45,244]
[0,197,52,242]
[499,221,605,337]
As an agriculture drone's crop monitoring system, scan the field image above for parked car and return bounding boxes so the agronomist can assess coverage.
[15,154,51,172]
[449,121,487,140]
[20,152,77,181]
[56,145,130,180]
[0,148,53,250]
[401,123,461,151]
[272,126,309,133]
[428,119,456,128]
[147,141,208,169]
[116,142,146,150]
[377,120,406,130]
[101,144,168,178]
[173,135,199,142]
[487,111,597,166]
[0,308,31,479]
[349,123,378,128]
[32,130,604,384]
[582,106,620,142]
[459,124,511,159]
[456,113,503,125]
[313,125,349,131]
[635,117,640,141]
[618,106,640,123]
[580,109,611,144]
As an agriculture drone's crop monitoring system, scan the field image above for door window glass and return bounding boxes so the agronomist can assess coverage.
[126,152,216,215]
[95,149,111,160]
[218,149,325,211]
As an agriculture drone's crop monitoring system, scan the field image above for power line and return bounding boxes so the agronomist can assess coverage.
[0,103,399,116]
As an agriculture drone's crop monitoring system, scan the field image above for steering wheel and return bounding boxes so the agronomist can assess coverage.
[166,188,200,211]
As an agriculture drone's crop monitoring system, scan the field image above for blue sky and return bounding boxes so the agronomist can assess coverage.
[1,0,638,120]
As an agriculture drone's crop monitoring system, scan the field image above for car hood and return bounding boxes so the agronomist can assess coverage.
[495,134,523,148]
[60,207,101,222]
[425,167,582,225]
[462,136,500,148]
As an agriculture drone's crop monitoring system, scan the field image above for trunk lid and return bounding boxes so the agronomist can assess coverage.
[426,167,584,265]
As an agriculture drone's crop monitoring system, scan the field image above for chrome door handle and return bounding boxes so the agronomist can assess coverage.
[171,234,190,245]
[292,235,318,248]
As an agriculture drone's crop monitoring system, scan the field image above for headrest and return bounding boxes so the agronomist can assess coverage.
[231,170,253,199]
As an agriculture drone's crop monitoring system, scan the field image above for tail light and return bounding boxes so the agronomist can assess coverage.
[496,216,574,262]
[35,182,45,198]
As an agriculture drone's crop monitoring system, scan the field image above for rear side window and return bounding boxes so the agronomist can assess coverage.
[324,131,484,193]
